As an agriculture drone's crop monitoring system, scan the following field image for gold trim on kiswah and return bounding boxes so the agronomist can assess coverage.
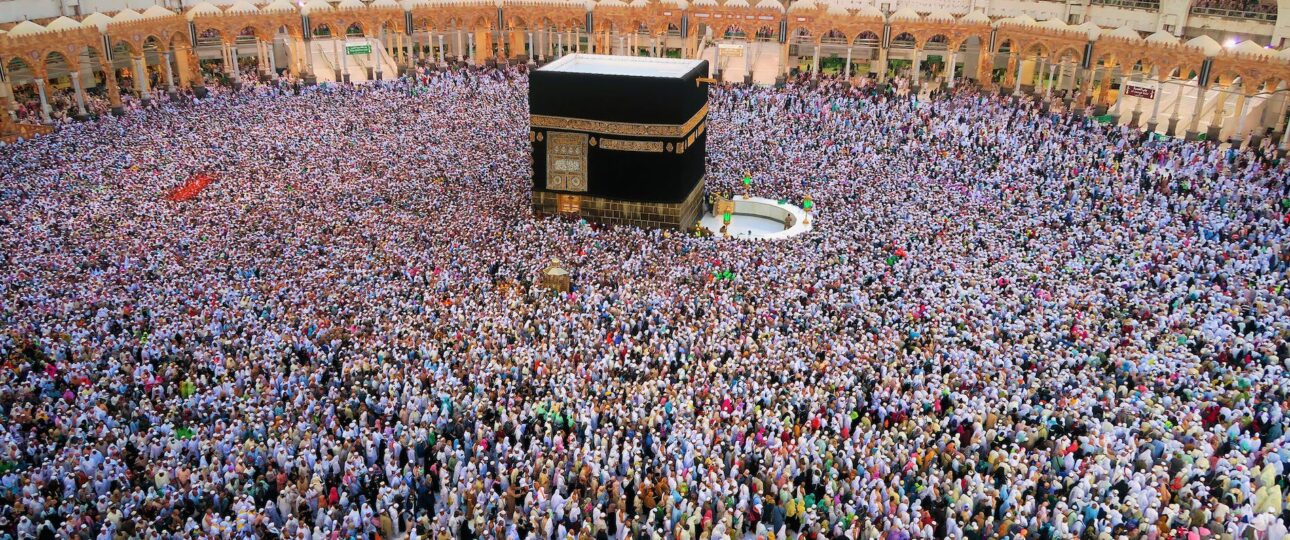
[531,105,709,138]
[599,138,666,152]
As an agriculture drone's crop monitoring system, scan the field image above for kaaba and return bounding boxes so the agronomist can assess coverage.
[530,54,709,229]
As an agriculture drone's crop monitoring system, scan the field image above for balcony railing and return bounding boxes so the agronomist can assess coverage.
[1090,0,1160,10]
[1189,5,1276,21]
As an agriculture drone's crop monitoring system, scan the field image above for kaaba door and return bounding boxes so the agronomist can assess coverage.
[557,194,582,215]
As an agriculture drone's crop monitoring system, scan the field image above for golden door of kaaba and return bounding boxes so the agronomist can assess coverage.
[556,194,582,214]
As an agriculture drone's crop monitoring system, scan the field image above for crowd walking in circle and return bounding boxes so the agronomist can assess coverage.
[0,65,1288,540]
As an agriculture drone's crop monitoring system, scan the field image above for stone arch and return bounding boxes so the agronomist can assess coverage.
[1053,45,1082,64]
[82,44,113,89]
[1254,75,1286,94]
[197,27,226,46]
[889,32,916,50]
[472,14,495,31]
[42,51,75,81]
[923,33,950,52]
[996,38,1017,54]
[852,30,879,46]
[788,25,811,44]
[345,22,367,37]
[721,24,750,41]
[312,23,336,38]
[818,28,847,45]
[1091,50,1122,69]
[6,57,37,83]
[1020,40,1050,59]
[111,38,140,57]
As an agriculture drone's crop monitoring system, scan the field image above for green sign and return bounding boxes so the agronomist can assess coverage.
[345,43,371,55]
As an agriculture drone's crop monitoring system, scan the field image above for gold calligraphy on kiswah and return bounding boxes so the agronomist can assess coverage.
[531,105,709,139]
[598,138,666,152]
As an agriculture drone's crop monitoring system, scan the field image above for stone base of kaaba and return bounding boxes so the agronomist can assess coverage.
[533,178,704,230]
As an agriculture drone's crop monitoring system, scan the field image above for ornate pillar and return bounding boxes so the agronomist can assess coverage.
[1206,86,1229,141]
[911,48,922,90]
[339,38,350,80]
[258,40,268,76]
[811,44,820,78]
[946,50,957,88]
[1012,53,1022,95]
[439,34,446,63]
[332,39,343,80]
[226,42,239,80]
[1045,60,1055,100]
[33,77,52,123]
[267,40,277,75]
[876,45,888,82]
[1186,80,1207,138]
[303,38,317,81]
[161,50,176,92]
[1231,89,1250,143]
[1096,63,1114,107]
[844,46,853,81]
[1110,70,1129,117]
[1129,75,1147,127]
[1167,78,1184,136]
[512,29,526,59]
[71,74,88,117]
[976,46,992,88]
[1031,55,1044,93]
[1004,52,1017,89]
[105,65,124,114]
[1079,66,1095,106]
[133,55,151,100]
[744,40,751,81]
[1147,72,1165,133]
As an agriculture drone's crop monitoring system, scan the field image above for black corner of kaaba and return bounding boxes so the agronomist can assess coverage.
[530,59,709,229]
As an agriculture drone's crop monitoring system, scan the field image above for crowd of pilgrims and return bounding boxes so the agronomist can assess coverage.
[1,63,1288,540]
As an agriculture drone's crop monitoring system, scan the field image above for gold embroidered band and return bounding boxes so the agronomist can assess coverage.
[598,139,666,152]
[530,105,709,138]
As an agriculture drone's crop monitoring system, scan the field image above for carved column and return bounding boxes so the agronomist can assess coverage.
[1003,52,1017,89]
[1012,53,1022,95]
[1045,59,1055,100]
[1167,76,1184,136]
[811,44,820,78]
[132,54,151,102]
[100,52,125,115]
[70,73,88,117]
[911,48,922,91]
[161,49,176,92]
[946,49,957,88]
[976,47,992,88]
[1078,66,1095,106]
[876,44,888,82]
[1230,89,1250,143]
[1146,71,1165,133]
[1096,62,1114,107]
[1186,79,1207,139]
[1206,86,1229,140]
[511,28,526,59]
[33,77,52,123]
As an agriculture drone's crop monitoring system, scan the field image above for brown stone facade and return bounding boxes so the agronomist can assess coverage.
[533,177,704,230]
